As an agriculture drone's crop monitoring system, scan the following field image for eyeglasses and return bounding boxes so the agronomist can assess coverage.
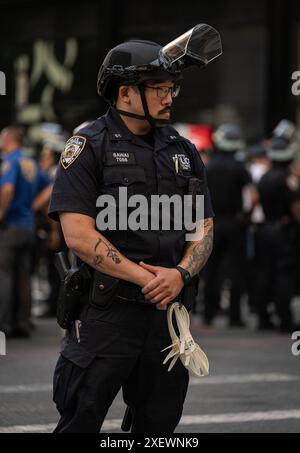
[144,85,181,99]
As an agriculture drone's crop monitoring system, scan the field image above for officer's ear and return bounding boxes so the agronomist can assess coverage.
[118,85,131,104]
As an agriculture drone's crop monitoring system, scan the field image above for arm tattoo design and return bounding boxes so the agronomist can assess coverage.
[94,238,102,252]
[93,255,104,267]
[93,237,122,266]
[184,219,214,277]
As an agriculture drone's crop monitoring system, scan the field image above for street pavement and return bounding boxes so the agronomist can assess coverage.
[0,316,299,433]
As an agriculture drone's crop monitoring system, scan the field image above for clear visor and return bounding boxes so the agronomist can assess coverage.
[160,24,222,68]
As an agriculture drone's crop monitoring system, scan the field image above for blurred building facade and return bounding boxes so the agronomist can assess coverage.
[0,0,300,142]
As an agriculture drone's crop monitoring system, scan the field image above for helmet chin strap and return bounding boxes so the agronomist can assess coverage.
[115,84,170,127]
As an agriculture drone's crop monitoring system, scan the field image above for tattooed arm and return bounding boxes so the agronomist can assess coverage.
[59,212,154,287]
[139,218,214,309]
[178,217,214,277]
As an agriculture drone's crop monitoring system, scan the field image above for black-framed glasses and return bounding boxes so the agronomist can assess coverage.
[145,84,181,99]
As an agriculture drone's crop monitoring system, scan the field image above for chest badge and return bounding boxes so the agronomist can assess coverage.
[61,136,87,170]
[172,154,191,172]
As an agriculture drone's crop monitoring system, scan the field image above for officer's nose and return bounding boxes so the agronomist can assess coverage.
[162,91,173,106]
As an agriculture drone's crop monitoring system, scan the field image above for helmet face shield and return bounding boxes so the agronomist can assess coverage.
[98,26,222,100]
[158,24,222,70]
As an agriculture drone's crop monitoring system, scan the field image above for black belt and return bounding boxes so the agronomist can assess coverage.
[116,282,153,306]
[116,282,181,307]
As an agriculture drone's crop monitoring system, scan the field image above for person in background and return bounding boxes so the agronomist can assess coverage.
[0,126,52,337]
[34,143,63,317]
[203,123,257,327]
[257,136,300,332]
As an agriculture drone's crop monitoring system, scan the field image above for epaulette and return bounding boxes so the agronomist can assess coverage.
[76,117,107,140]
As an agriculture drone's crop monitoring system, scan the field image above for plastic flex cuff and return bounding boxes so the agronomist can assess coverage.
[162,302,209,377]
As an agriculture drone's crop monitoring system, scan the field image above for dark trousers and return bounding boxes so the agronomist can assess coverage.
[203,219,246,324]
[53,299,189,433]
[252,222,300,330]
[0,225,34,334]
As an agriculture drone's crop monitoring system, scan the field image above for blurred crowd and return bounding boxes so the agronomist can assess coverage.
[0,125,66,338]
[198,119,300,333]
[1,118,300,339]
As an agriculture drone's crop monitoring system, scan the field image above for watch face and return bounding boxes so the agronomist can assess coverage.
[184,273,190,283]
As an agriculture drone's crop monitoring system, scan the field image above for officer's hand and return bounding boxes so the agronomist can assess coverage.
[140,262,184,311]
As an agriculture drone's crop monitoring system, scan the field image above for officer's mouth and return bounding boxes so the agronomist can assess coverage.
[159,108,172,118]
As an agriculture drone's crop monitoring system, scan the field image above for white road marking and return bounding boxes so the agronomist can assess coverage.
[0,384,52,394]
[0,374,297,394]
[180,410,300,425]
[190,373,299,386]
[1,410,300,433]
[0,424,55,433]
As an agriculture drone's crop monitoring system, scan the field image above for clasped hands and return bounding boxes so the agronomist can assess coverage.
[139,262,184,311]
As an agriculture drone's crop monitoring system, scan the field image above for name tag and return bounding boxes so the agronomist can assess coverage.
[106,152,136,166]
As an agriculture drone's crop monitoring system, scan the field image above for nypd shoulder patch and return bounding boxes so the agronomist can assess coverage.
[1,161,11,176]
[61,136,87,170]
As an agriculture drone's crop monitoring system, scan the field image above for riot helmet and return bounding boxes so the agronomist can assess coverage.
[97,24,222,126]
[267,137,297,163]
[272,119,296,143]
[213,123,245,152]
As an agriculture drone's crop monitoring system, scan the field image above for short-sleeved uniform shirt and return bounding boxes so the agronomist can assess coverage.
[49,108,214,267]
[0,149,50,231]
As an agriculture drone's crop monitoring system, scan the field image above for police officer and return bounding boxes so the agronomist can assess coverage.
[49,26,222,433]
[244,143,271,322]
[0,126,51,337]
[257,136,300,332]
[203,123,256,327]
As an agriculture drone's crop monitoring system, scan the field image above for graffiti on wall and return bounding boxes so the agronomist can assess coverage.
[14,38,78,125]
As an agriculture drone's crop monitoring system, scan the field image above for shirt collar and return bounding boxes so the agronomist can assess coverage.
[104,108,133,143]
[104,107,183,152]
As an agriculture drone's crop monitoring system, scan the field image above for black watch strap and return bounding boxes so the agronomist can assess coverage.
[176,266,192,286]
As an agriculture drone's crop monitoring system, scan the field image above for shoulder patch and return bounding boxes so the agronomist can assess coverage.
[1,161,11,176]
[61,136,87,170]
[20,158,37,182]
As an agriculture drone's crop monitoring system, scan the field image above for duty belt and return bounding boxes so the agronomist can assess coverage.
[116,282,154,306]
[116,282,180,307]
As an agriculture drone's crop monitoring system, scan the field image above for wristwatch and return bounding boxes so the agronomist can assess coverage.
[176,266,192,286]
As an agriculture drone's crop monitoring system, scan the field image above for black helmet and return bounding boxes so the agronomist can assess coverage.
[247,143,268,160]
[272,119,296,143]
[97,40,181,103]
[267,137,297,163]
[97,40,182,126]
[213,123,245,152]
[97,25,222,126]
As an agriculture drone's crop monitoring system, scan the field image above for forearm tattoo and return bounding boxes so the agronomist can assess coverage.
[93,254,104,267]
[93,237,122,266]
[184,218,214,277]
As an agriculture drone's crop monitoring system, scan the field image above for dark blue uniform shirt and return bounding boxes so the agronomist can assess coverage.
[49,108,214,267]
